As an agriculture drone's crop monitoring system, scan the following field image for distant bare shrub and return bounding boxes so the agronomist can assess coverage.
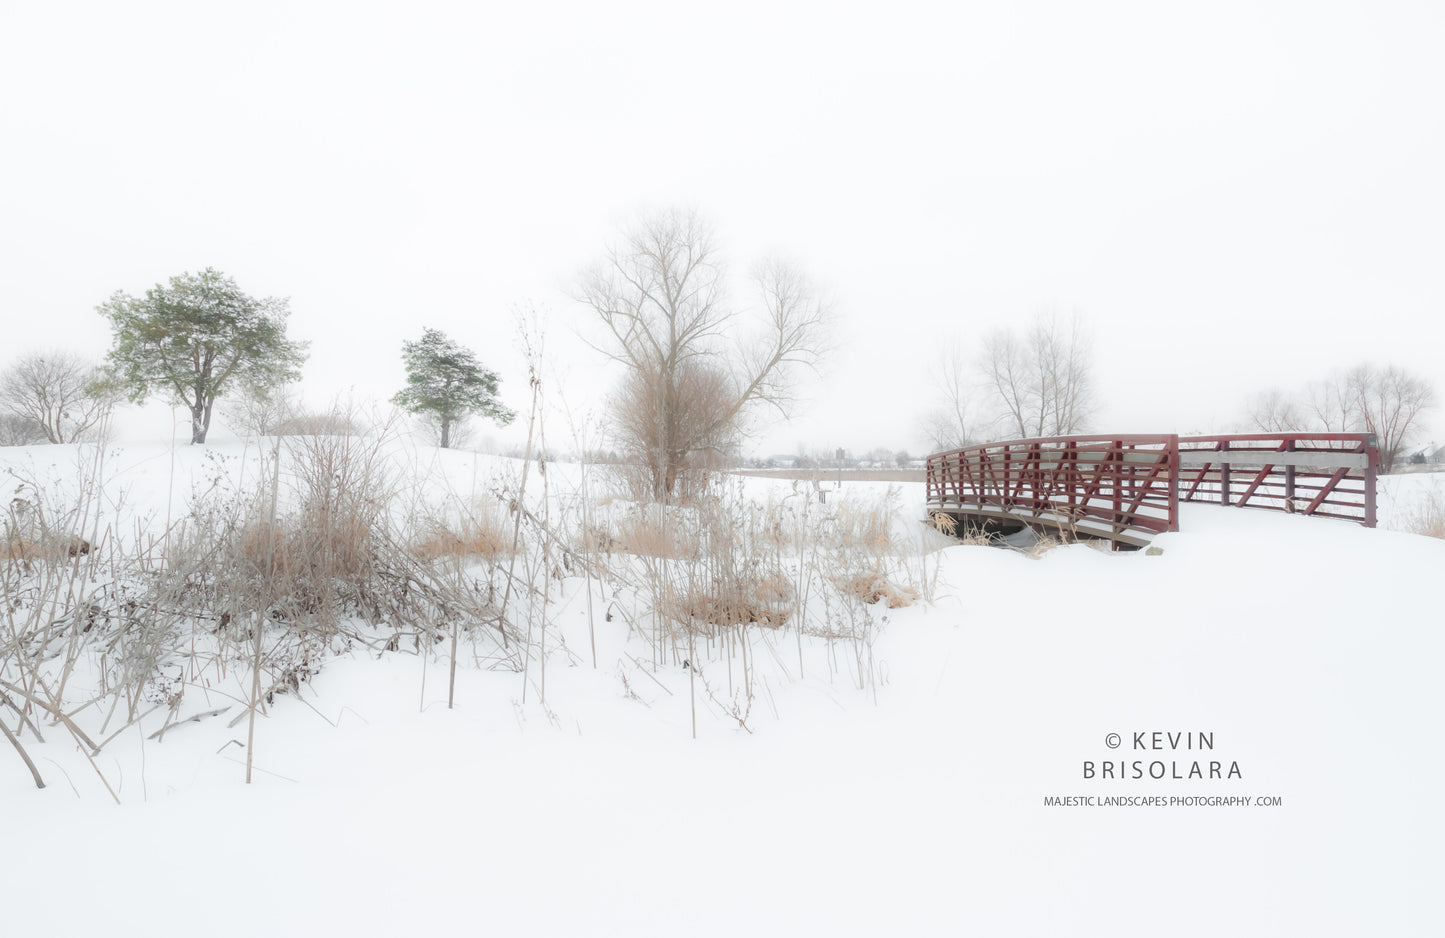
[0,413,47,446]
[223,386,364,439]
[0,350,115,444]
[274,409,362,437]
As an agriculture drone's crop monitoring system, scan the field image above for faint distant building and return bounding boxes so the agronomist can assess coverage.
[1401,442,1445,466]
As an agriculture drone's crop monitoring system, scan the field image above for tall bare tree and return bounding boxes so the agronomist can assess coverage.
[981,311,1094,440]
[1350,364,1434,473]
[578,208,829,500]
[921,338,980,452]
[0,350,114,444]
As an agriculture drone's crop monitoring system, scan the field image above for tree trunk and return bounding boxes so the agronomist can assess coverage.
[440,416,451,449]
[190,403,207,444]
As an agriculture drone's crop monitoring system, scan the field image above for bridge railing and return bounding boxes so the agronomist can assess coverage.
[925,435,1179,548]
[925,432,1379,546]
[1176,433,1378,526]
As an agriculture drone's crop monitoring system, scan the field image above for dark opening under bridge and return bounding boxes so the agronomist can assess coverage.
[924,433,1379,549]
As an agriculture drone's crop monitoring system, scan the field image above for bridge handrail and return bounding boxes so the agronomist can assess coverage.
[1175,432,1378,526]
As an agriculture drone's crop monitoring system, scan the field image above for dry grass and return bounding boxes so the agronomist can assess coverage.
[833,570,919,608]
[1026,533,1066,558]
[929,511,958,537]
[832,499,895,553]
[668,570,794,629]
[410,500,512,561]
[612,506,699,559]
[2,534,90,563]
[231,506,379,616]
[2,474,95,571]
[1395,487,1445,539]
[0,410,546,795]
[0,422,945,788]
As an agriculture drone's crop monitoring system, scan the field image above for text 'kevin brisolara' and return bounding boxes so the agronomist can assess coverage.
[1044,795,1280,808]
[1086,759,1242,780]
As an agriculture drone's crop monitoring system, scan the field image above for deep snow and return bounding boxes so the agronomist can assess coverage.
[2,442,1442,936]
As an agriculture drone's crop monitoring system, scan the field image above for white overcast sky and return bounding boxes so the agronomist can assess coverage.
[3,1,1443,456]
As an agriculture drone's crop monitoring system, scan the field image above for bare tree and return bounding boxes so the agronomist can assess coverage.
[577,208,829,500]
[1350,364,1434,473]
[0,413,47,446]
[222,383,294,439]
[1246,364,1433,473]
[0,351,114,444]
[1246,388,1307,433]
[1304,372,1359,432]
[981,311,1094,440]
[921,338,981,452]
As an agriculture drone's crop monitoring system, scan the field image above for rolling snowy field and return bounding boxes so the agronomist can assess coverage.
[2,440,1442,936]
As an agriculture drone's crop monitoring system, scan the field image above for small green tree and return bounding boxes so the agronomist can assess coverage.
[98,268,307,444]
[392,328,514,448]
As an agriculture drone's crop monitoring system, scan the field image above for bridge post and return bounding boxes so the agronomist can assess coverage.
[1003,443,1013,509]
[1112,439,1123,549]
[1364,433,1379,528]
[1167,435,1180,532]
[1220,439,1231,507]
[1283,439,1296,512]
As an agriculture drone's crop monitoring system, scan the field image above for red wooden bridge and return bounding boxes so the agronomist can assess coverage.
[924,433,1379,549]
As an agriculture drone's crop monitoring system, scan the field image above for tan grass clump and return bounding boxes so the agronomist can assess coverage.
[230,503,379,618]
[613,507,699,559]
[929,511,958,537]
[410,502,512,562]
[834,570,919,608]
[665,567,795,631]
[2,502,90,566]
[1026,534,1066,558]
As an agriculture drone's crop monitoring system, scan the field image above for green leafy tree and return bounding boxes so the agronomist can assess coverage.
[98,268,308,444]
[392,328,514,448]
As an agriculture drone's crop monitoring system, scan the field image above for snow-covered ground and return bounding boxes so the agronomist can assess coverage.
[3,442,1443,936]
